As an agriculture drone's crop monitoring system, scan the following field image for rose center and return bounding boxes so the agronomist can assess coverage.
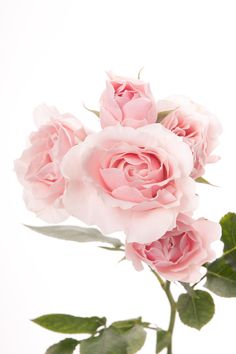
[141,231,194,264]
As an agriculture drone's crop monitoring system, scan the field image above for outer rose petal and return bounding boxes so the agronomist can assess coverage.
[100,107,119,128]
[125,208,176,243]
[33,104,60,127]
[157,95,191,112]
[63,182,130,234]
[175,178,198,214]
[126,243,144,271]
[34,198,68,223]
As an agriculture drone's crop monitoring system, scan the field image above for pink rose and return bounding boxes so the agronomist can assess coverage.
[61,124,197,243]
[15,104,87,223]
[158,96,222,178]
[100,72,157,128]
[126,214,221,283]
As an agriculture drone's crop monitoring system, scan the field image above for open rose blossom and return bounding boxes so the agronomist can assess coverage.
[14,104,87,223]
[158,95,222,178]
[99,72,157,128]
[126,214,221,283]
[61,124,197,243]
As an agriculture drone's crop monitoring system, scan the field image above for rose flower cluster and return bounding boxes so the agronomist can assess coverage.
[15,73,222,283]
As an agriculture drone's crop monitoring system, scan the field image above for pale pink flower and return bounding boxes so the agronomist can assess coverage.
[100,72,157,128]
[158,96,222,178]
[126,214,221,283]
[61,124,197,243]
[15,104,86,222]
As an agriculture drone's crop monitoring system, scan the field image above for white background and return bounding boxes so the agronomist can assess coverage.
[1,0,236,353]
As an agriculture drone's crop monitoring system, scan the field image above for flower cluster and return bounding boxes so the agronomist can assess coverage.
[15,73,222,283]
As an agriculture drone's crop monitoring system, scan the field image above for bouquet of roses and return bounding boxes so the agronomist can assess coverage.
[15,72,236,354]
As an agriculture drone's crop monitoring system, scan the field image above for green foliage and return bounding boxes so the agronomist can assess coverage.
[111,317,142,330]
[122,325,147,354]
[80,325,146,354]
[156,329,171,353]
[45,339,79,354]
[32,314,106,334]
[205,212,236,297]
[220,212,236,269]
[195,176,214,186]
[156,110,173,123]
[25,224,123,248]
[177,290,215,330]
[41,316,147,354]
[137,66,144,79]
[80,327,127,354]
[205,257,236,297]
[83,104,100,118]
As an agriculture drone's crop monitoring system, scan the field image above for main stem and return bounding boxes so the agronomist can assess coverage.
[150,269,177,354]
[165,281,176,354]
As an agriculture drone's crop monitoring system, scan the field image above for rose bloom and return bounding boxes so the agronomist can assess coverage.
[100,72,157,128]
[158,95,222,179]
[62,124,197,243]
[15,104,86,223]
[126,214,221,283]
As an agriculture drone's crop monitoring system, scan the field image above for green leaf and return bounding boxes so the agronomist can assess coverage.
[46,338,79,354]
[83,103,100,118]
[221,212,236,250]
[25,225,123,248]
[80,325,146,354]
[220,212,236,269]
[205,257,236,297]
[156,329,171,353]
[111,317,142,331]
[177,290,215,330]
[99,246,125,252]
[156,110,173,123]
[32,314,106,334]
[204,212,236,297]
[123,325,146,354]
[195,177,215,186]
[80,327,127,354]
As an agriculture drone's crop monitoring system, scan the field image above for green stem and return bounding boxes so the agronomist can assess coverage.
[165,281,176,354]
[150,268,176,354]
